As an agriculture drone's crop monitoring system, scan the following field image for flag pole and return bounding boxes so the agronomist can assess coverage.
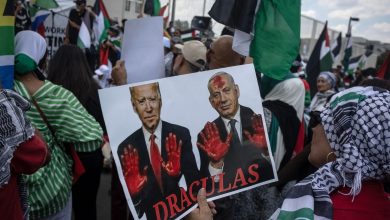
[171,0,176,24]
[202,0,206,16]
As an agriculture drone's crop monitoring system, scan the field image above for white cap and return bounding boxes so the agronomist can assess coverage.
[95,65,110,76]
[174,40,206,69]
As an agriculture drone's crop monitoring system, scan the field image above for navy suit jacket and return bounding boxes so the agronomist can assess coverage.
[118,121,199,219]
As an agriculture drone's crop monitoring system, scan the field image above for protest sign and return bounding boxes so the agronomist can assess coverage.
[99,64,277,220]
[121,17,165,84]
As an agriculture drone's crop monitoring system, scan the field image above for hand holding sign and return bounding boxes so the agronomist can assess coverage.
[244,114,268,155]
[162,133,182,177]
[197,122,232,163]
[121,145,148,196]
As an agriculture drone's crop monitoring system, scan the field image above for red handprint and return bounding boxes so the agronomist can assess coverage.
[197,122,232,163]
[121,145,148,197]
[244,114,268,155]
[161,133,182,177]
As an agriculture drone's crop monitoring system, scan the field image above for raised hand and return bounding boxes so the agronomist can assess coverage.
[244,114,268,155]
[161,133,182,177]
[121,145,148,196]
[197,122,232,163]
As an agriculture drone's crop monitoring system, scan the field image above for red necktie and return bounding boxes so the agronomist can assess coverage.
[150,134,162,191]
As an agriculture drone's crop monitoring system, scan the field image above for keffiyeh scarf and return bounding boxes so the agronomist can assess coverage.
[0,89,34,186]
[272,86,390,220]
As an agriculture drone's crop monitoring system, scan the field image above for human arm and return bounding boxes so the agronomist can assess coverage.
[186,188,216,220]
[11,130,50,174]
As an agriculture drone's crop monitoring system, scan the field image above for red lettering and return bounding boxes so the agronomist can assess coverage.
[218,172,232,193]
[189,180,200,202]
[166,193,184,218]
[153,201,168,220]
[180,188,193,209]
[248,164,260,184]
[232,168,248,189]
[200,176,215,196]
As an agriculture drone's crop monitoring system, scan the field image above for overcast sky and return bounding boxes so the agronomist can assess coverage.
[162,0,390,43]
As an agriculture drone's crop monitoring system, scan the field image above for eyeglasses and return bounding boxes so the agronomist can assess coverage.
[308,111,322,128]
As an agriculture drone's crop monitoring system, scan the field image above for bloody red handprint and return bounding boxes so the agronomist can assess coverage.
[121,145,148,196]
[197,122,232,163]
[161,133,182,177]
[244,114,268,155]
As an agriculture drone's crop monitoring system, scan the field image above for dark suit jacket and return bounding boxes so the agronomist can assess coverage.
[197,105,274,188]
[117,121,199,220]
[197,105,274,220]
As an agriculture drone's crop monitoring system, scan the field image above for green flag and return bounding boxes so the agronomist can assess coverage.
[250,0,301,80]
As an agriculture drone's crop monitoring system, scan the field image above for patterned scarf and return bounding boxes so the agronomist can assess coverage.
[271,86,390,220]
[0,89,34,186]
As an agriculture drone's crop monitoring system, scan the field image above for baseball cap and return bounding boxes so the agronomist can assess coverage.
[175,40,206,69]
[95,65,110,76]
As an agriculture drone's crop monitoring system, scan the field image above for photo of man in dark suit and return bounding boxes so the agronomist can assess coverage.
[117,82,199,220]
[197,72,274,190]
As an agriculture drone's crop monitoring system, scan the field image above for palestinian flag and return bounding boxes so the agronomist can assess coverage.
[159,3,169,27]
[0,0,15,89]
[331,32,342,60]
[93,0,111,44]
[77,21,91,49]
[306,22,333,97]
[144,0,161,16]
[342,34,352,75]
[377,52,390,80]
[346,55,362,74]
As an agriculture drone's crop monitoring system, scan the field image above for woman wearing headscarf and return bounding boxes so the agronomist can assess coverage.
[0,89,48,220]
[13,30,103,219]
[309,71,336,112]
[273,86,390,220]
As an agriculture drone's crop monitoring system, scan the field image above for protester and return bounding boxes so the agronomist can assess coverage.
[14,0,31,34]
[0,89,49,220]
[274,86,390,219]
[309,71,336,112]
[93,64,111,88]
[164,37,174,77]
[206,35,245,70]
[173,40,207,75]
[66,0,95,45]
[102,25,122,65]
[13,30,103,220]
[46,44,106,220]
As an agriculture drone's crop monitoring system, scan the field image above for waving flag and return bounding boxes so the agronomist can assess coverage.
[144,0,161,16]
[0,0,14,89]
[93,0,111,44]
[331,32,342,60]
[306,22,333,97]
[377,52,390,80]
[208,0,301,80]
[77,21,91,49]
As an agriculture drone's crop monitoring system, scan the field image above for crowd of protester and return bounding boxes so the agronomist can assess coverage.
[1,1,390,220]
